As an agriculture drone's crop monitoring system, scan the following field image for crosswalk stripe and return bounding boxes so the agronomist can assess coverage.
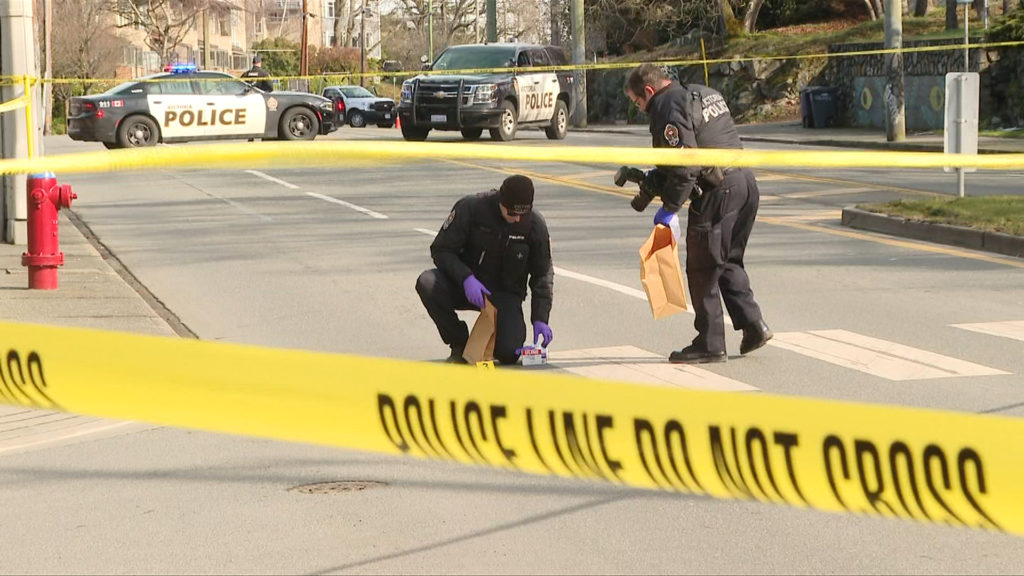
[952,320,1024,342]
[548,346,757,392]
[770,329,1009,380]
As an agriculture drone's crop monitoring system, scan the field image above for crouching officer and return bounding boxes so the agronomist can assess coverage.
[416,175,554,364]
[625,63,771,364]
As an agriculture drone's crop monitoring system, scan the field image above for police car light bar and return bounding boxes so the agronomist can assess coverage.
[163,63,198,74]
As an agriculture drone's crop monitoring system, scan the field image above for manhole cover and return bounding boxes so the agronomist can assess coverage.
[289,481,387,494]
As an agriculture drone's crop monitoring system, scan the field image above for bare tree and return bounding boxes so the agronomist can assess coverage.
[742,0,764,33]
[54,0,125,92]
[946,0,958,30]
[913,0,928,17]
[107,0,212,62]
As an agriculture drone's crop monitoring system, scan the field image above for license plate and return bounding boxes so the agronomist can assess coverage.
[430,114,446,123]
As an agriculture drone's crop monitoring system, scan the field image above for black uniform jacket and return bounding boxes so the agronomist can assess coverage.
[241,66,273,92]
[431,191,553,324]
[646,82,743,212]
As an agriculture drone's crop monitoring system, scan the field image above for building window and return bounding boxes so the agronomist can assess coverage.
[325,0,335,19]
[218,13,230,36]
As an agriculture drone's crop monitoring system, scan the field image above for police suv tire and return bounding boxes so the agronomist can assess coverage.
[280,107,319,140]
[117,115,159,148]
[488,101,518,142]
[401,123,430,141]
[461,128,483,141]
[545,99,569,140]
[348,110,366,128]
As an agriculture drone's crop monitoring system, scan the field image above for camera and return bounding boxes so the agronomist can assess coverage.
[613,166,664,212]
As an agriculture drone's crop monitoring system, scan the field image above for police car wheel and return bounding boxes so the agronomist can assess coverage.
[460,128,483,141]
[400,123,430,141]
[488,101,517,142]
[545,100,569,140]
[279,107,320,140]
[117,115,159,148]
[348,110,366,128]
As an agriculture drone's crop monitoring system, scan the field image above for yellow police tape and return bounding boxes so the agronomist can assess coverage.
[2,319,1023,535]
[19,39,1024,86]
[0,92,28,114]
[0,141,1022,177]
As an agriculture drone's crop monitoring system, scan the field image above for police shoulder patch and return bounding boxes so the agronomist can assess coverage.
[664,123,681,147]
[441,211,456,230]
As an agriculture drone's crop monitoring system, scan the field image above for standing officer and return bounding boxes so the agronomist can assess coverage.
[624,64,771,364]
[416,175,554,365]
[241,54,273,92]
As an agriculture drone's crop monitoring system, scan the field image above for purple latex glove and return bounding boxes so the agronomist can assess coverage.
[463,274,491,309]
[533,321,553,348]
[653,206,675,227]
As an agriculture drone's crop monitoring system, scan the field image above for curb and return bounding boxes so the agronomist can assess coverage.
[840,207,1024,259]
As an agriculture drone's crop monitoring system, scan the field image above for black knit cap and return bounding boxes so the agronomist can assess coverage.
[498,175,534,215]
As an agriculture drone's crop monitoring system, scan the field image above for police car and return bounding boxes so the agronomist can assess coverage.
[68,65,338,149]
[397,43,578,142]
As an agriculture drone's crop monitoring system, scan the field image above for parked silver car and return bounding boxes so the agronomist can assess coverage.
[321,85,396,128]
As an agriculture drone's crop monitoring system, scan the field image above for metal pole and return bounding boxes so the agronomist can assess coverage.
[427,0,433,62]
[964,3,969,73]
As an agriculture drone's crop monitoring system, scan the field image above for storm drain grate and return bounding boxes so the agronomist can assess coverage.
[289,481,387,494]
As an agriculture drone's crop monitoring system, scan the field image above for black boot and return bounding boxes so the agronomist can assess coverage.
[445,345,468,364]
[669,345,727,364]
[740,321,773,355]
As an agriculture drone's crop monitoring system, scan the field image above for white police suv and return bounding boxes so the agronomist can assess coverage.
[68,65,339,149]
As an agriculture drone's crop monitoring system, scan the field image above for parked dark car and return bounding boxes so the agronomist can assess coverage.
[321,85,396,128]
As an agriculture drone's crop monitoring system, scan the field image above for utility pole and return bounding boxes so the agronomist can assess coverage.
[427,0,433,61]
[884,0,905,142]
[202,9,211,68]
[300,0,309,80]
[569,0,586,127]
[360,1,366,86]
[486,0,496,42]
[42,0,51,134]
[0,0,39,244]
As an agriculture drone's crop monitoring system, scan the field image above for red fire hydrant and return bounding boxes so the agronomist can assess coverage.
[21,173,76,290]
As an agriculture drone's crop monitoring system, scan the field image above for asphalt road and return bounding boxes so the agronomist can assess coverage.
[3,127,1024,574]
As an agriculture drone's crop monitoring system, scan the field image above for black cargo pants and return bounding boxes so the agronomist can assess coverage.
[415,269,527,364]
[684,168,765,353]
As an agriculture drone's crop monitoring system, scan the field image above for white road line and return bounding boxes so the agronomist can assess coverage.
[548,346,756,391]
[413,228,667,306]
[245,169,300,189]
[952,321,1024,342]
[781,187,876,199]
[770,329,1009,381]
[307,192,389,219]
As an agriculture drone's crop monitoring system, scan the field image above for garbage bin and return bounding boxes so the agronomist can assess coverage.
[800,86,840,128]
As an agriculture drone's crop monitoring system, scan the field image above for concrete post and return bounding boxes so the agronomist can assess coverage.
[1,0,40,245]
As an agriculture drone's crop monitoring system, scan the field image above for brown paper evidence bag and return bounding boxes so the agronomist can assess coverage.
[639,224,688,320]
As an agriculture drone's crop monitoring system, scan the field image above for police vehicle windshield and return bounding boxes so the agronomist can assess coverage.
[340,86,376,98]
[431,45,517,71]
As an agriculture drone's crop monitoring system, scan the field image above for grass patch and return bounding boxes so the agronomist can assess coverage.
[859,196,1024,236]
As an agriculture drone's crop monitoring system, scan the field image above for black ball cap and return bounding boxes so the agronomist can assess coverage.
[499,175,534,215]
